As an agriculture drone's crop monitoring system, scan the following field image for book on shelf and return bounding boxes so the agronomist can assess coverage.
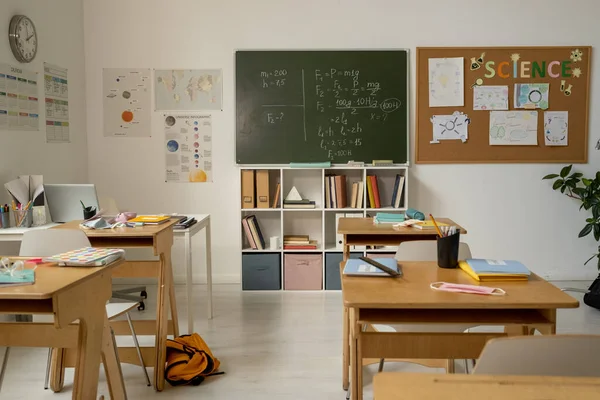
[391,174,405,209]
[325,174,354,208]
[283,200,316,209]
[367,175,381,208]
[272,183,281,208]
[242,215,266,250]
[284,240,318,250]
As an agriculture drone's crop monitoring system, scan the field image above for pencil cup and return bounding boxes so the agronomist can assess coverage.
[14,209,33,228]
[437,231,460,269]
[0,212,10,229]
[83,206,97,220]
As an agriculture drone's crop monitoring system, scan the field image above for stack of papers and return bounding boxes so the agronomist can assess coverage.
[459,259,531,282]
[343,258,400,277]
[373,212,405,224]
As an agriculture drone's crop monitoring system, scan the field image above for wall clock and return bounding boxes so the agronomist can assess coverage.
[8,15,38,63]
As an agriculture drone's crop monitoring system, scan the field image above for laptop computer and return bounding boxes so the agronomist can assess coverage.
[44,184,100,223]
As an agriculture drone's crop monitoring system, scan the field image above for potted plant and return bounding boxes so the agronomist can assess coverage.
[543,165,600,308]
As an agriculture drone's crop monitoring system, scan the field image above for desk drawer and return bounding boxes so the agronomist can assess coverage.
[242,254,281,290]
[284,254,322,290]
[325,252,362,290]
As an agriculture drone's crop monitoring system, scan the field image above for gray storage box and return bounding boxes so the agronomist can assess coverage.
[325,252,362,290]
[242,253,281,290]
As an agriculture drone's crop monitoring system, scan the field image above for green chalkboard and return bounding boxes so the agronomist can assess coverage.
[236,50,408,164]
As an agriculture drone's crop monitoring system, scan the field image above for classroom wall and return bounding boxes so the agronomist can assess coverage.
[0,0,88,254]
[83,0,600,283]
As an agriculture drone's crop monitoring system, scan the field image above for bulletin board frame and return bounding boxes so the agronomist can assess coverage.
[416,46,592,164]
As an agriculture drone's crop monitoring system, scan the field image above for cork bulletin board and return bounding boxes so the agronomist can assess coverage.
[416,46,591,164]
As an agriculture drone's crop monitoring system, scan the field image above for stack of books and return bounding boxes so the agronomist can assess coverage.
[325,174,350,208]
[173,215,197,230]
[283,235,318,250]
[128,215,170,225]
[373,212,405,224]
[458,259,531,282]
[366,175,381,208]
[242,215,266,250]
[283,199,316,209]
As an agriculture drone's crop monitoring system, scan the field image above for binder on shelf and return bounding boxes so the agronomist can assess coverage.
[256,170,270,208]
[241,170,255,209]
[335,213,345,249]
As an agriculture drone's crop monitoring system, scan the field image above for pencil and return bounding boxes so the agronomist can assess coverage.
[429,214,443,238]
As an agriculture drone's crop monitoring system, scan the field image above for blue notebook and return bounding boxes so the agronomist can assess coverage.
[343,258,400,277]
[465,259,531,275]
[0,269,35,287]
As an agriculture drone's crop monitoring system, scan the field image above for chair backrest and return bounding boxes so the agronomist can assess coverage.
[19,229,91,257]
[473,335,600,377]
[394,240,472,261]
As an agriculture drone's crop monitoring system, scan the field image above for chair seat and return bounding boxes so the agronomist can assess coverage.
[106,302,139,320]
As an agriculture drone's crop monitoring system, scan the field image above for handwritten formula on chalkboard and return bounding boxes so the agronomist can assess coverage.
[236,50,408,164]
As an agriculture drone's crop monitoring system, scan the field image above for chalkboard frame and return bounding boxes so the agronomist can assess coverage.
[234,48,411,166]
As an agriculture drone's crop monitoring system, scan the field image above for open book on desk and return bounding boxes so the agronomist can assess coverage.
[343,258,402,277]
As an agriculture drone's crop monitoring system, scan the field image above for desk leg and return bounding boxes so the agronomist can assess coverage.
[72,300,106,399]
[342,306,349,390]
[102,315,127,400]
[169,249,180,338]
[185,231,193,334]
[49,348,66,392]
[349,308,358,400]
[205,219,213,320]
[154,252,171,392]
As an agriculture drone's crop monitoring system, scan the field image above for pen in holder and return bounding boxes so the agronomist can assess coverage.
[437,230,460,269]
[14,208,33,228]
[81,200,97,220]
[0,210,10,229]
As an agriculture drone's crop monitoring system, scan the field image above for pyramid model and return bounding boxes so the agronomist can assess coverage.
[285,186,303,201]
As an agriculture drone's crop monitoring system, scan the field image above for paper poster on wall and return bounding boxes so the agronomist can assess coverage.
[428,57,464,107]
[43,63,70,143]
[0,63,39,131]
[155,69,223,111]
[164,114,212,183]
[103,68,151,137]
[430,111,470,143]
[544,111,568,146]
[514,83,549,109]
[489,111,538,145]
[473,85,508,110]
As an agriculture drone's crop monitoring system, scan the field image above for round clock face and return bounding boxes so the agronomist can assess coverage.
[9,15,38,63]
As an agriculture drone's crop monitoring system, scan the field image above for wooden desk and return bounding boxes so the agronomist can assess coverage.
[374,372,600,400]
[342,261,579,400]
[337,217,466,390]
[52,220,179,392]
[0,259,127,399]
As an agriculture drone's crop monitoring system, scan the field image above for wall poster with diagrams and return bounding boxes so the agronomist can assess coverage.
[103,68,151,137]
[0,63,39,131]
[44,63,70,143]
[164,114,212,183]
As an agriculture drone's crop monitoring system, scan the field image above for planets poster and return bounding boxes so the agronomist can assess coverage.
[164,114,212,183]
[103,68,151,137]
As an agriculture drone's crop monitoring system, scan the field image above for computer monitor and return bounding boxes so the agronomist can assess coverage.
[44,184,100,223]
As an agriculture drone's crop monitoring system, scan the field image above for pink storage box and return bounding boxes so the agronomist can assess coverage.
[284,254,322,290]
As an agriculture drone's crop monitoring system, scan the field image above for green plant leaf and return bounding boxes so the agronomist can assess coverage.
[579,224,593,238]
[594,224,600,241]
[583,178,592,186]
[542,173,559,180]
[587,218,595,223]
[571,172,584,179]
[593,206,600,220]
[573,188,586,196]
[566,179,577,189]
[584,253,598,265]
[597,171,600,181]
[552,179,564,190]
[560,165,572,178]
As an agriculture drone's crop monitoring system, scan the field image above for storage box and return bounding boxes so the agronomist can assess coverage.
[325,252,362,290]
[284,253,322,290]
[242,253,281,290]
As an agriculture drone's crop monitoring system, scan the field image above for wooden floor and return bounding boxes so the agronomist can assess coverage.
[1,281,599,399]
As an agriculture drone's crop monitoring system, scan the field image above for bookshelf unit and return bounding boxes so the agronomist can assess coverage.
[240,166,408,291]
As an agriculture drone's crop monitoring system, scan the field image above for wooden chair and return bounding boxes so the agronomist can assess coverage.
[374,240,474,373]
[0,229,150,392]
[473,335,600,376]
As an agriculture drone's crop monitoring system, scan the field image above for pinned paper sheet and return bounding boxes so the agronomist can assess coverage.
[473,86,509,110]
[489,111,538,146]
[428,57,464,107]
[544,111,568,146]
[430,111,470,143]
[514,83,549,109]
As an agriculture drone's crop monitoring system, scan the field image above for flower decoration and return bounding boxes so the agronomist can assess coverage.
[510,53,520,62]
[570,49,583,62]
[572,67,582,78]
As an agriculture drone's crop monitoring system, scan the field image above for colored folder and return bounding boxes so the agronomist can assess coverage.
[459,259,530,282]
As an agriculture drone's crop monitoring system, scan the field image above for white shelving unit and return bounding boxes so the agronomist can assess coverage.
[240,166,408,291]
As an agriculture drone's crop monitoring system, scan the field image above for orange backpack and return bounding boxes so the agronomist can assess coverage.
[165,333,224,386]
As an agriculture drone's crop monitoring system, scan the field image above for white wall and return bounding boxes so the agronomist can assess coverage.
[83,0,600,283]
[0,0,88,254]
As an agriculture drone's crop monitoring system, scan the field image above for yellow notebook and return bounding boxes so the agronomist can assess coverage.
[128,215,170,224]
[413,220,448,230]
[458,261,529,282]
